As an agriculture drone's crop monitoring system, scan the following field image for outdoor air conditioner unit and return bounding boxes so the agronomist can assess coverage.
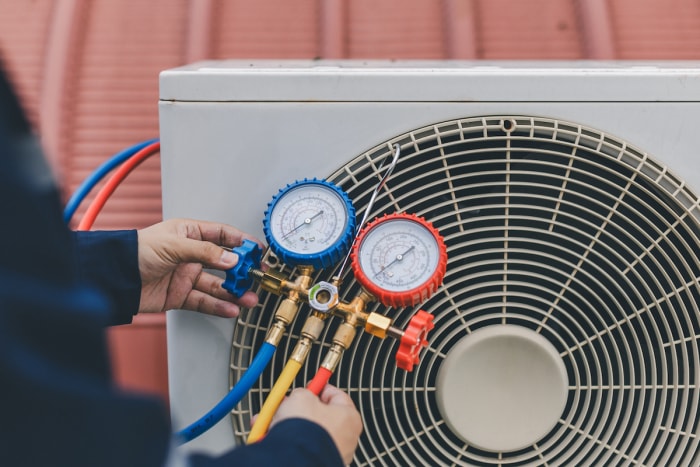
[160,61,700,466]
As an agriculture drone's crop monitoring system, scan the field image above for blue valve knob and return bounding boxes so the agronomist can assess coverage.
[222,239,262,298]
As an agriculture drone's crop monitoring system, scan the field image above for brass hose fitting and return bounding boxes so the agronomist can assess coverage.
[319,344,345,372]
[365,312,393,339]
[264,296,301,346]
[251,265,316,298]
[319,321,357,372]
[251,268,287,295]
[264,320,287,347]
[261,265,318,346]
[333,290,374,322]
[290,314,326,364]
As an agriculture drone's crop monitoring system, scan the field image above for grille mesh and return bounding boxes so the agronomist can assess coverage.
[231,116,700,466]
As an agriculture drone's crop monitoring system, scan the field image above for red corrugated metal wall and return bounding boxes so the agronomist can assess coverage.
[1,0,699,406]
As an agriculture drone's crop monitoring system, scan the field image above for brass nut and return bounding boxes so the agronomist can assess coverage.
[259,269,286,294]
[321,344,345,372]
[275,298,299,324]
[301,315,325,340]
[291,337,313,363]
[333,322,357,348]
[265,321,286,346]
[365,312,392,339]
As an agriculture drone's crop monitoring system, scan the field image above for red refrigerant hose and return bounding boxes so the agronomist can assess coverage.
[77,141,161,230]
[307,367,333,396]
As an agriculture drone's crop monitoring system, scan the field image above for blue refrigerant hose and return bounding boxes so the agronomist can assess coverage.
[63,138,159,223]
[175,341,277,443]
[64,138,272,443]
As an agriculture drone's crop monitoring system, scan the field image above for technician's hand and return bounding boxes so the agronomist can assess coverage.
[272,385,363,465]
[136,218,263,317]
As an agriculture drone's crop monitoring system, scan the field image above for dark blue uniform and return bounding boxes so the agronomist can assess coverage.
[0,65,342,467]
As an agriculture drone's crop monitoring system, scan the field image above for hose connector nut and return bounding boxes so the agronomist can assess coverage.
[308,281,339,313]
[365,312,392,339]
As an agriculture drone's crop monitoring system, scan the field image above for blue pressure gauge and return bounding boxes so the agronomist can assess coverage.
[263,179,355,269]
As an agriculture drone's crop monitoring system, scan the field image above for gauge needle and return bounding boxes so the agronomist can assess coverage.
[374,245,415,278]
[282,210,324,239]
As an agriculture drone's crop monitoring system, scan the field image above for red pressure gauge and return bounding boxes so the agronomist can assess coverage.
[350,213,447,308]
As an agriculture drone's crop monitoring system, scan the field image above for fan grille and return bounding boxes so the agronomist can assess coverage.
[231,116,700,466]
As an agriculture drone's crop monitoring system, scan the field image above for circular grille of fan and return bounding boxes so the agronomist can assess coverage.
[230,116,700,466]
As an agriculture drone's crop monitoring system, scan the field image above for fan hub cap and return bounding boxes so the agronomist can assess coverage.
[436,325,568,452]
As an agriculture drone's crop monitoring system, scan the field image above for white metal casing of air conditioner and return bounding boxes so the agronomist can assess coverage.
[159,60,700,457]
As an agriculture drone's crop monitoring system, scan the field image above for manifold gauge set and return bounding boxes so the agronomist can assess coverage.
[224,156,447,369]
[175,146,447,445]
[215,146,447,443]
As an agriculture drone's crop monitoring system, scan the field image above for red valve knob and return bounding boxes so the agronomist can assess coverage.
[396,310,435,371]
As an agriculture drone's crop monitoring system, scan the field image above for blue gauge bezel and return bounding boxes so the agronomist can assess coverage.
[262,178,356,269]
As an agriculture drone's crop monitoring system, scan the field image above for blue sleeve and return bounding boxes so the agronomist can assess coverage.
[2,62,344,467]
[72,229,141,325]
[0,63,171,467]
[188,418,345,467]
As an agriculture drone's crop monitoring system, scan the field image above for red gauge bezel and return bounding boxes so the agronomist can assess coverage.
[350,213,447,308]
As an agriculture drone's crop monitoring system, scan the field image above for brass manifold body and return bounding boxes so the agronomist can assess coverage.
[251,265,405,370]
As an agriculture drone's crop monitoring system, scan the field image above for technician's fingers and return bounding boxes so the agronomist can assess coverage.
[318,385,363,465]
[180,288,245,318]
[139,218,264,270]
[164,237,240,271]
[178,218,262,249]
[194,270,259,308]
[319,384,355,407]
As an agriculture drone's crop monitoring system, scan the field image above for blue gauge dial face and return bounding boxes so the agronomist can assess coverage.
[358,218,440,292]
[269,184,349,255]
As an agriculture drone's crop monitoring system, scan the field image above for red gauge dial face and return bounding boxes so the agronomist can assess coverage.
[352,213,447,307]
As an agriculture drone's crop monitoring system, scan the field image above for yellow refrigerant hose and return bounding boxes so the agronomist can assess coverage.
[246,358,303,443]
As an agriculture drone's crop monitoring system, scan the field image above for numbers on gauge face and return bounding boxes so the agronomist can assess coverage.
[358,218,440,292]
[269,184,347,255]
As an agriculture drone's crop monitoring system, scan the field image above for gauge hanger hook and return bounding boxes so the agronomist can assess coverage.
[335,143,401,279]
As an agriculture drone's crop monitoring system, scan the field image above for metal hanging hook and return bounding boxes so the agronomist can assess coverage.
[335,143,401,279]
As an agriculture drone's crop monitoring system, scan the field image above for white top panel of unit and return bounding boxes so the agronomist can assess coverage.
[160,60,700,102]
